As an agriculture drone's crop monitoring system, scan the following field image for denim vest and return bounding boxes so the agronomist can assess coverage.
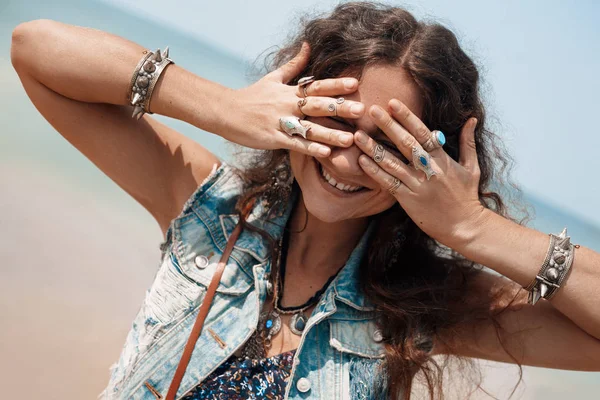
[101,162,395,400]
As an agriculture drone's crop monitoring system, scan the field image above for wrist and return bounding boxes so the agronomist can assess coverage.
[444,206,495,256]
[152,64,234,135]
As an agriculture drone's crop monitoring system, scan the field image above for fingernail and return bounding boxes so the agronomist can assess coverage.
[472,118,478,129]
[350,103,364,116]
[371,107,383,119]
[340,133,353,145]
[359,155,371,166]
[318,146,330,156]
[355,130,368,144]
[344,79,357,89]
[390,99,402,113]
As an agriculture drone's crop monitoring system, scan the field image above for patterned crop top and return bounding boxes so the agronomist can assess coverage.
[181,349,297,399]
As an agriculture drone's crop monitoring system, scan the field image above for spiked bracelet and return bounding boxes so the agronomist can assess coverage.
[524,228,578,305]
[129,47,173,120]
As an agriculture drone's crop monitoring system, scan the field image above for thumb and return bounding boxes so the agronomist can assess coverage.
[459,117,479,170]
[268,42,310,83]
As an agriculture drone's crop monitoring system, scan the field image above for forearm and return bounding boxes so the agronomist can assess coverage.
[10,19,231,135]
[460,209,600,339]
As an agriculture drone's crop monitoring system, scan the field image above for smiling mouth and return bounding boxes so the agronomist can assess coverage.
[317,163,366,193]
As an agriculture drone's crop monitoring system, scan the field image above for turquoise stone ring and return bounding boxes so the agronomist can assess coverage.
[423,130,446,152]
[434,130,446,146]
[412,146,436,180]
[279,116,309,139]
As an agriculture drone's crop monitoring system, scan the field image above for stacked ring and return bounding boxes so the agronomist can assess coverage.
[389,178,401,195]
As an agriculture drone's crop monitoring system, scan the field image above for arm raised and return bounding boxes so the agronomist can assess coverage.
[10,19,226,235]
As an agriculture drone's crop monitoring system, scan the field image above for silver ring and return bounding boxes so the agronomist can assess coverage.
[279,116,310,139]
[297,98,307,118]
[422,130,446,152]
[328,103,337,117]
[373,144,385,163]
[298,76,315,86]
[388,178,401,195]
[411,146,436,180]
[298,76,315,98]
[336,97,345,104]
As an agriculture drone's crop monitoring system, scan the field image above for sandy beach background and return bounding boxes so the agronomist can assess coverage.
[1,0,599,398]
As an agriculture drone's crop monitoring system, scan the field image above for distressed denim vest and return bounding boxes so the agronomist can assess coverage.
[101,162,395,400]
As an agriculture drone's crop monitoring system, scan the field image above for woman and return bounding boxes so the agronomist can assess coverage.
[10,2,600,399]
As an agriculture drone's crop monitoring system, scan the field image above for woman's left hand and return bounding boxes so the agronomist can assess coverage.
[354,99,488,249]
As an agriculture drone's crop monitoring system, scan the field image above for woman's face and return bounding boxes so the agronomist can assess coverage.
[290,64,424,223]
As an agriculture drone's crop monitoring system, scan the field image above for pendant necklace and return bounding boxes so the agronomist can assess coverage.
[264,228,343,340]
[241,228,344,359]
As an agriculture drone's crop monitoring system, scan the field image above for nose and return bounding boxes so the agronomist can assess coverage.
[327,143,365,177]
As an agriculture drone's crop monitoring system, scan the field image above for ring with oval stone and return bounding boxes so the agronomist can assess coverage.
[422,130,446,152]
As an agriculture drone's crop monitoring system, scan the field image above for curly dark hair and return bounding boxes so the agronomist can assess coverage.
[234,2,525,399]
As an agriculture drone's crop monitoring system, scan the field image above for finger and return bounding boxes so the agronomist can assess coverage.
[358,154,410,198]
[300,96,365,118]
[388,99,432,146]
[278,133,332,158]
[369,105,422,162]
[354,130,419,189]
[459,118,479,170]
[303,121,354,147]
[295,77,359,97]
[268,42,310,83]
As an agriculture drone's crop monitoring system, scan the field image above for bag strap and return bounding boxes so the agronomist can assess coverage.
[165,221,243,400]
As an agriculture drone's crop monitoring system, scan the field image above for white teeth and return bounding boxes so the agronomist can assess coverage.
[319,165,364,193]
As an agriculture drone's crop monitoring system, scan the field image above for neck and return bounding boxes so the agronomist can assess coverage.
[285,193,369,276]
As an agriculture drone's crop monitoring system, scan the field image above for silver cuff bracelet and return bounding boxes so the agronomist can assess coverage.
[129,47,173,120]
[524,228,578,305]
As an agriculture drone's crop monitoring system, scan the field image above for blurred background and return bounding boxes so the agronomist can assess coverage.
[1,0,599,398]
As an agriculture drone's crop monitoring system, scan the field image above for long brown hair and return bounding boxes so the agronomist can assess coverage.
[234,2,525,399]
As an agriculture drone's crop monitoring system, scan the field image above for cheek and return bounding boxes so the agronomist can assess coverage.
[367,193,397,215]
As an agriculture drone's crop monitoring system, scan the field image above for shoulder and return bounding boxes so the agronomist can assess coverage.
[177,161,245,217]
[159,161,247,255]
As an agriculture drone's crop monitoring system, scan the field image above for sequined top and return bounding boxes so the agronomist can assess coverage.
[181,349,296,399]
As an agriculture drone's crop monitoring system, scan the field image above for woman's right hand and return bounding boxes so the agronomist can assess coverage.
[219,43,365,157]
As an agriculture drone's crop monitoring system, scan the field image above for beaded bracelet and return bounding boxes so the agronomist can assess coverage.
[129,47,173,120]
[524,228,578,305]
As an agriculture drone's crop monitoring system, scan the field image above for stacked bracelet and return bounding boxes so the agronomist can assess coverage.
[129,47,173,120]
[524,228,578,305]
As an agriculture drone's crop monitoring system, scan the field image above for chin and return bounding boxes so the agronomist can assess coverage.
[289,153,395,223]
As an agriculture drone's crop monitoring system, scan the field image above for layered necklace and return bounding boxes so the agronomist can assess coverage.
[239,228,343,359]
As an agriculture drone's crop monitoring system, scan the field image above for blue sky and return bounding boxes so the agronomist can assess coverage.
[101,0,600,226]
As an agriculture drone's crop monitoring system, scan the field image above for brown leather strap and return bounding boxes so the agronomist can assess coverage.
[165,222,243,400]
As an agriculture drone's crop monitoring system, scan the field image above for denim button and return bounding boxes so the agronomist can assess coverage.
[194,255,209,269]
[372,329,383,342]
[296,377,311,393]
